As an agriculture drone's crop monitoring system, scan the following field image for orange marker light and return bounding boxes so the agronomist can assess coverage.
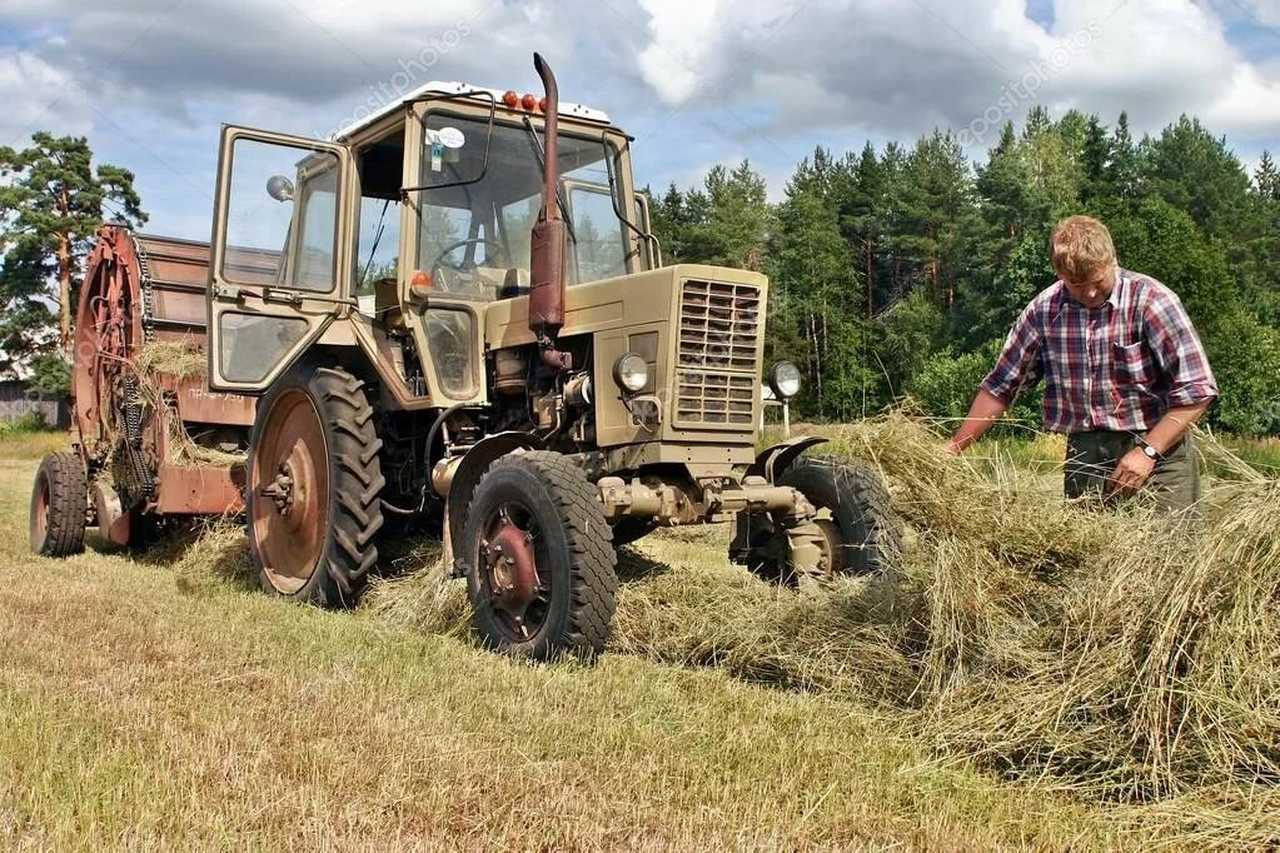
[521,93,537,111]
[538,97,548,113]
[501,90,519,108]
[409,270,432,299]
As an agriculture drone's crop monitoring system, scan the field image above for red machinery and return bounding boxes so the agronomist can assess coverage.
[30,225,255,555]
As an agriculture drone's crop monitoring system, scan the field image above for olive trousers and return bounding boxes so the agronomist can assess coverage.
[1063,430,1200,515]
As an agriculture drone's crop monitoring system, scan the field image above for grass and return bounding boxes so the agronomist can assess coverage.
[0,425,72,461]
[3,417,1277,849]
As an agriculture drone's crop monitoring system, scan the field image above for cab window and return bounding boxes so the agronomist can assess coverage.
[410,111,633,300]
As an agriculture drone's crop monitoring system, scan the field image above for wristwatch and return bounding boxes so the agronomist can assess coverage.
[1135,435,1162,461]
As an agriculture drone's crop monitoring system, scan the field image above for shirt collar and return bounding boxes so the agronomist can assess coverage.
[1104,267,1124,310]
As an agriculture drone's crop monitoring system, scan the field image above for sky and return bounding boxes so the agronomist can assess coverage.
[2,0,1279,241]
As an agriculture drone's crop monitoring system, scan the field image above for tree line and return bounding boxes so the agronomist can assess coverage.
[648,108,1280,435]
[3,111,1278,434]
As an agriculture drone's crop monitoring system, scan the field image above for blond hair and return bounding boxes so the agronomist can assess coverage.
[1049,215,1116,282]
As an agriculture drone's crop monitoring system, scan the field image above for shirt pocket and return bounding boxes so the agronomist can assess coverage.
[1111,341,1155,390]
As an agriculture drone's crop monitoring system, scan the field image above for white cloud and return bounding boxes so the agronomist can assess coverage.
[636,0,721,103]
[0,51,93,146]
[4,0,1278,239]
[1241,0,1280,26]
[628,0,1280,145]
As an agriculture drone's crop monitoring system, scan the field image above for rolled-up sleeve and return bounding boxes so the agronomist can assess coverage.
[1144,289,1218,407]
[981,301,1043,403]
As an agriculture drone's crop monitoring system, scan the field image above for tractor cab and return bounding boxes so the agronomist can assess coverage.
[206,82,656,408]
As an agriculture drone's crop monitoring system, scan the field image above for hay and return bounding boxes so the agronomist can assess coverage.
[358,411,1280,843]
[132,341,246,468]
[361,540,470,639]
[133,340,206,381]
[827,414,1280,841]
[171,519,256,594]
[609,547,914,700]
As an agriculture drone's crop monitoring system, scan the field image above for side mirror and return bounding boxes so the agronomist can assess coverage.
[266,175,295,203]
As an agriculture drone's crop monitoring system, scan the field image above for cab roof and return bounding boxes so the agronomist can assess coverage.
[331,80,612,143]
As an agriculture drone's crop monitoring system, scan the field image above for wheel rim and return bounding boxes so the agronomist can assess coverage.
[477,500,549,642]
[251,389,328,594]
[813,517,844,577]
[31,474,49,549]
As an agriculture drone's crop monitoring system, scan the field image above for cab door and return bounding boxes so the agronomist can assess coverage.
[207,127,353,392]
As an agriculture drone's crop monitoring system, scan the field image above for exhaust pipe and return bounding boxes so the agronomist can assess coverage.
[528,52,572,370]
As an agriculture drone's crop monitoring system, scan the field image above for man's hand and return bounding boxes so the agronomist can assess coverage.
[1107,447,1156,496]
[944,437,964,456]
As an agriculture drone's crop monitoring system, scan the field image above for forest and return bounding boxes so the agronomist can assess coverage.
[647,107,1280,435]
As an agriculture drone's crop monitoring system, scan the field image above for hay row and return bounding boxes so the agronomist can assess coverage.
[168,412,1280,844]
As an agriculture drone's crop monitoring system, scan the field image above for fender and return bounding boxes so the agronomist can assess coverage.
[748,435,828,484]
[446,431,545,573]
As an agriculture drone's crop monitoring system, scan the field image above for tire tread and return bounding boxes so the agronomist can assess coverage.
[31,451,87,557]
[468,451,617,657]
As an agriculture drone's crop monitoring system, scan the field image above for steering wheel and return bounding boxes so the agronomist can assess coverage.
[427,236,504,295]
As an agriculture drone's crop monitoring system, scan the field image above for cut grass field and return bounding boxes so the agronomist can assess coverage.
[0,426,1269,850]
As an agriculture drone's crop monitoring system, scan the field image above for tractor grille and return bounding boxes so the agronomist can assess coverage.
[675,370,756,425]
[677,280,761,371]
[674,280,761,427]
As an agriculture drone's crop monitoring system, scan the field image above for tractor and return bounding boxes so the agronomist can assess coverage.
[31,54,899,658]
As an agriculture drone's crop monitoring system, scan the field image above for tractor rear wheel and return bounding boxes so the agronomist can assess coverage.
[740,457,901,585]
[30,451,87,557]
[462,451,617,659]
[246,365,385,607]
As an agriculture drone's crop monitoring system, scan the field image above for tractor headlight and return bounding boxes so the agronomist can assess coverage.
[612,353,649,394]
[768,361,802,400]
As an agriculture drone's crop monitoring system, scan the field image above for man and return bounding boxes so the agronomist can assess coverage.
[946,215,1218,513]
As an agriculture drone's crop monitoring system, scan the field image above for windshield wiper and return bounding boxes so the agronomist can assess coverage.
[521,115,576,244]
[601,137,661,265]
[359,198,391,288]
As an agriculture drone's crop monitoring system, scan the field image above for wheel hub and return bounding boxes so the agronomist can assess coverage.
[813,518,843,577]
[258,462,296,515]
[483,511,539,621]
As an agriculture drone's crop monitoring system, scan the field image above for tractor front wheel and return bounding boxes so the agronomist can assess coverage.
[739,457,901,585]
[246,365,385,607]
[462,451,617,659]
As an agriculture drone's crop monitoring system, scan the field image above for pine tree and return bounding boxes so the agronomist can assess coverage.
[976,122,1036,247]
[1022,105,1052,140]
[1080,114,1112,204]
[896,130,979,309]
[877,141,910,301]
[841,142,886,318]
[0,133,146,352]
[1144,115,1252,239]
[1105,111,1140,201]
[648,182,686,263]
[693,161,771,270]
[1255,151,1279,201]
[769,154,867,418]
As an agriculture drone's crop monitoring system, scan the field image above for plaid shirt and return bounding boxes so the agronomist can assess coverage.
[981,269,1218,433]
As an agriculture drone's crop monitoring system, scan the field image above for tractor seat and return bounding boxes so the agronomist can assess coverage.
[497,267,530,299]
[373,277,404,331]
